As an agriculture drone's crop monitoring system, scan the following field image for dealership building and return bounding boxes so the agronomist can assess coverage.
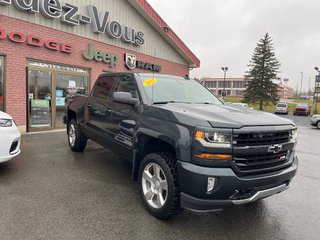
[0,0,199,133]
[201,77,247,97]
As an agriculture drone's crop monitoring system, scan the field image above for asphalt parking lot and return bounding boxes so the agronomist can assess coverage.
[0,115,319,240]
[276,113,312,128]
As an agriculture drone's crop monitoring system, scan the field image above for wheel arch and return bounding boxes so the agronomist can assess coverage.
[66,109,77,132]
[132,132,178,181]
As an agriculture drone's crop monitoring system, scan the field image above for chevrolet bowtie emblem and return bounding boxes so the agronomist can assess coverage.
[268,144,283,154]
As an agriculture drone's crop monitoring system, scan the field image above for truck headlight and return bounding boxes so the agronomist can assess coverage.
[290,129,297,141]
[0,118,12,127]
[195,130,232,148]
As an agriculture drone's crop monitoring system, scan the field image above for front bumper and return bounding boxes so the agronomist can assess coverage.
[0,126,21,163]
[294,111,308,115]
[177,155,298,212]
[275,109,288,114]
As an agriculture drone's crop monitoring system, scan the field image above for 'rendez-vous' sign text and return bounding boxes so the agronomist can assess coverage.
[0,0,145,46]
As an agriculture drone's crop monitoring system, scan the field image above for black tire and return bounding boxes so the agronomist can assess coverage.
[317,121,320,129]
[138,152,180,219]
[68,119,87,152]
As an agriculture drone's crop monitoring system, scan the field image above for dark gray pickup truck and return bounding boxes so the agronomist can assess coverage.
[64,72,298,219]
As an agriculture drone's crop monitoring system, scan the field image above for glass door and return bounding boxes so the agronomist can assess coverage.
[27,62,89,132]
[28,70,53,131]
[55,73,88,129]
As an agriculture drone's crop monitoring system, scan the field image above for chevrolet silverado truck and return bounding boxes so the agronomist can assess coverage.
[64,73,298,219]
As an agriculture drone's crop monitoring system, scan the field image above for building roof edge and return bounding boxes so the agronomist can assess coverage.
[128,0,200,68]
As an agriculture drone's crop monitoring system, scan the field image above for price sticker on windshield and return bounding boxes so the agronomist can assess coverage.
[143,78,157,87]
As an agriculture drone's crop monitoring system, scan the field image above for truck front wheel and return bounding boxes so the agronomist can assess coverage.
[68,119,87,152]
[138,152,180,219]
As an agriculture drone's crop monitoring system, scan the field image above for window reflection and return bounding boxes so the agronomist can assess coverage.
[28,70,52,128]
[55,74,89,129]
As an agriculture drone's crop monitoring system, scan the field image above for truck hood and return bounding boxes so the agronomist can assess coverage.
[158,103,294,128]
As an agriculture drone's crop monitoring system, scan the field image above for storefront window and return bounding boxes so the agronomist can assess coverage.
[27,61,89,131]
[0,56,4,111]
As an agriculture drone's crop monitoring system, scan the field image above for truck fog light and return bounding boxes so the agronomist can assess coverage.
[207,177,216,192]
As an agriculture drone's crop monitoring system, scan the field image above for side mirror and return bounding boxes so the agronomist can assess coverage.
[113,92,139,106]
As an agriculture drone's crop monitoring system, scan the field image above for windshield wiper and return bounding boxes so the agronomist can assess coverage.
[192,102,214,104]
[153,101,177,105]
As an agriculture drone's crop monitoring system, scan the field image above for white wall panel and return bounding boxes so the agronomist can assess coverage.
[0,0,187,65]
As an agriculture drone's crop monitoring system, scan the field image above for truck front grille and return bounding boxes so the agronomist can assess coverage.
[233,150,289,172]
[233,131,290,147]
[232,127,295,176]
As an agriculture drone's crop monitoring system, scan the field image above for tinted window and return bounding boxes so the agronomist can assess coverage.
[277,104,287,107]
[113,75,138,98]
[92,76,114,100]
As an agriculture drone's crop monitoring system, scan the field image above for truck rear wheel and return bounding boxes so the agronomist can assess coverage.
[68,119,87,152]
[138,152,180,219]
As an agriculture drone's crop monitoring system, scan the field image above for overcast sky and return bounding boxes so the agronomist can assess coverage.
[148,0,319,92]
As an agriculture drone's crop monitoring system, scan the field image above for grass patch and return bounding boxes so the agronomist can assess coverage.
[224,97,244,103]
[224,97,320,114]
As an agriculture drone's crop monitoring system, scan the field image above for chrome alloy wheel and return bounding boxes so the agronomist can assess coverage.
[142,163,168,209]
[68,123,76,147]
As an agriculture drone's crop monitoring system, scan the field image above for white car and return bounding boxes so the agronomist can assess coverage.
[275,103,289,114]
[231,103,249,108]
[0,111,21,163]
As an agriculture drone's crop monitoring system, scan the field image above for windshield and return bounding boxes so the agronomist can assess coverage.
[138,75,222,105]
[277,104,287,107]
[296,103,308,107]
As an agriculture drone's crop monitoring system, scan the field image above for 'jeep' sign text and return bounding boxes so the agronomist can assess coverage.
[83,44,117,68]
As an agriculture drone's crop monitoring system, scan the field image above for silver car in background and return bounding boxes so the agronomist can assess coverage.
[275,103,289,115]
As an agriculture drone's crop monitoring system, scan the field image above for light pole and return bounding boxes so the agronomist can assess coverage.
[300,72,303,97]
[221,67,228,99]
[314,67,319,114]
[309,77,312,96]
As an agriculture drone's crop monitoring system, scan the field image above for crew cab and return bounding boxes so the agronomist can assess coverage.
[64,73,298,219]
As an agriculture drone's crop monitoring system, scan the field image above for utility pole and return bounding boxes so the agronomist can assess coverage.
[300,72,303,97]
[221,67,228,99]
[314,67,319,114]
[309,77,311,96]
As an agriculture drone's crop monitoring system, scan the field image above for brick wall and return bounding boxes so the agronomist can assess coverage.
[0,16,189,128]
